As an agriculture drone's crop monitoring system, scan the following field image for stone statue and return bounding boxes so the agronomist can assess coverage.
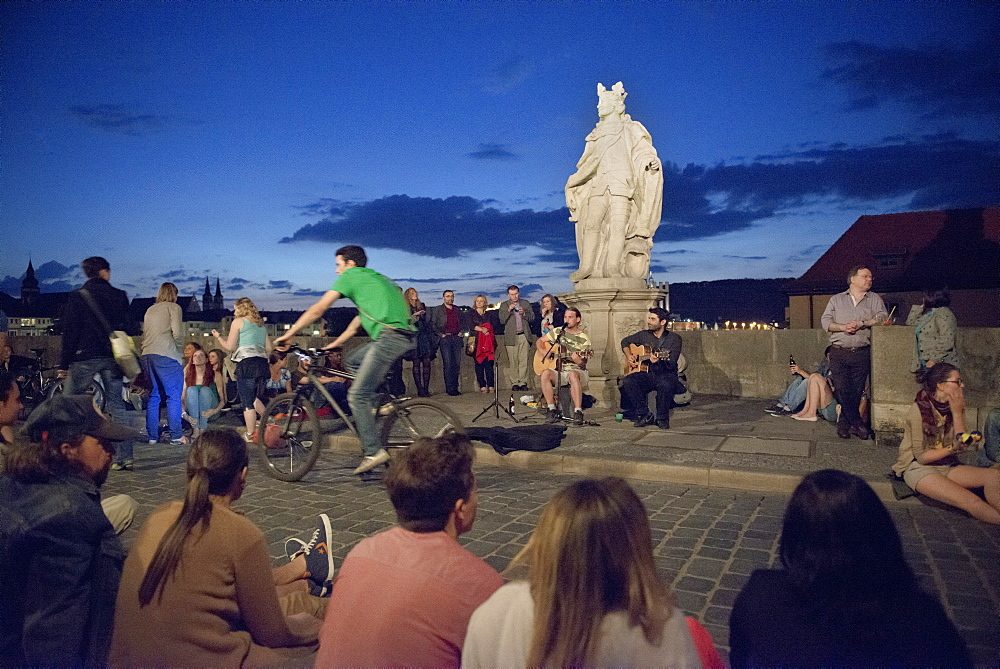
[565,82,663,283]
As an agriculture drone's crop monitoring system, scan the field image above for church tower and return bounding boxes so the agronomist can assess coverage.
[21,260,40,308]
[203,278,212,312]
[214,278,224,311]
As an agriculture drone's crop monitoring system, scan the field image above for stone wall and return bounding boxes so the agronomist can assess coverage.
[677,327,1000,435]
[14,329,999,435]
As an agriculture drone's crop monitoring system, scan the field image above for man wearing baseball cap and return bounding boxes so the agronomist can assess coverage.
[0,394,142,666]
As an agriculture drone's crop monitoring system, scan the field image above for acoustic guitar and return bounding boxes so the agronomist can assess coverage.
[622,344,670,377]
[534,339,593,376]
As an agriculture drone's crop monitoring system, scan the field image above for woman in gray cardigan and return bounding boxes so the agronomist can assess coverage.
[141,283,186,445]
[906,286,959,373]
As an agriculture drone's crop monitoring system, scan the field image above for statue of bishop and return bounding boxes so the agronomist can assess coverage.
[565,82,663,283]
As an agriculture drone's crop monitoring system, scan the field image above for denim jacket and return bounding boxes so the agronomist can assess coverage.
[0,472,125,666]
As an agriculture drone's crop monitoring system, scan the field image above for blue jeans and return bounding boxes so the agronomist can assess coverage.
[345,329,416,457]
[439,335,463,394]
[977,408,1000,467]
[66,357,134,463]
[141,354,184,440]
[779,376,808,411]
[185,385,218,430]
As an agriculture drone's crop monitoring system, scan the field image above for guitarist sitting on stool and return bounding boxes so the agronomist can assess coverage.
[620,307,682,429]
[535,307,591,425]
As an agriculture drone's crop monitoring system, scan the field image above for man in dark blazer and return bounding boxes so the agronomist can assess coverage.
[429,290,467,396]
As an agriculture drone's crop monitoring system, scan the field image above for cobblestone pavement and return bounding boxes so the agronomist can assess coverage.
[105,442,1000,665]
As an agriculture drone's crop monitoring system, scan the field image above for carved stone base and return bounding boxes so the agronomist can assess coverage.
[559,283,669,407]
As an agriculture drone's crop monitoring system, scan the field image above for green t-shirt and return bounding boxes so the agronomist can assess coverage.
[331,267,413,340]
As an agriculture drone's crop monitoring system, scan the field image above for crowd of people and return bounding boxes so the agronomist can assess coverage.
[0,251,996,665]
[0,400,976,665]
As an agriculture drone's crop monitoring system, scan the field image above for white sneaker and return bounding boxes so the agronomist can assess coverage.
[352,448,390,475]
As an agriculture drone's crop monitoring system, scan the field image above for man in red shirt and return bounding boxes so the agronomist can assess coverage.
[431,290,467,396]
[316,432,501,666]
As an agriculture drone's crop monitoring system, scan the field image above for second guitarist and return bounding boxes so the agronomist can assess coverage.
[620,307,682,429]
[535,307,592,425]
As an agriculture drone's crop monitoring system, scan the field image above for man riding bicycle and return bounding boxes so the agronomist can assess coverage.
[274,245,416,474]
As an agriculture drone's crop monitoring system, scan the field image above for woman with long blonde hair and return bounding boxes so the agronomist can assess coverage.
[469,294,497,393]
[212,297,272,440]
[463,477,720,667]
[403,287,436,396]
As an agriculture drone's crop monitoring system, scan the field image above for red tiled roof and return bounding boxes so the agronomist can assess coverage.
[786,207,1000,295]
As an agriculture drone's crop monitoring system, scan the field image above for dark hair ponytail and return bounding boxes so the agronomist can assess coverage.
[138,429,248,606]
[915,362,957,392]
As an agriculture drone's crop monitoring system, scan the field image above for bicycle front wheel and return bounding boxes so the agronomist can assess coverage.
[257,393,322,482]
[381,399,465,449]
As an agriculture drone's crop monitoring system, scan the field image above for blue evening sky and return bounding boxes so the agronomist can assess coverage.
[2,0,997,309]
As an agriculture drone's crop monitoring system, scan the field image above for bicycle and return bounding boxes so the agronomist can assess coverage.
[15,349,105,418]
[256,345,464,481]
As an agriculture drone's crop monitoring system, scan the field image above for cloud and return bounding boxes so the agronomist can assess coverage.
[69,104,169,135]
[822,39,1000,119]
[724,255,768,260]
[283,136,998,252]
[658,134,1000,240]
[483,55,534,94]
[281,194,573,257]
[466,143,519,161]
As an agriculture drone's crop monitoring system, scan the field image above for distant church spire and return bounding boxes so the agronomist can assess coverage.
[21,259,40,307]
[203,278,212,311]
[214,278,224,311]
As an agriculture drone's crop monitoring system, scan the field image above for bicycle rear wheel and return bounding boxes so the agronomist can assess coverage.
[257,393,322,482]
[381,399,464,449]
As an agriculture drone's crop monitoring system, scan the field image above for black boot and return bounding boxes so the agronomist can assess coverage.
[419,360,433,397]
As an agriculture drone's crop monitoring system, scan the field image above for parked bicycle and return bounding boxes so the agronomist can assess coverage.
[256,345,464,481]
[15,349,104,418]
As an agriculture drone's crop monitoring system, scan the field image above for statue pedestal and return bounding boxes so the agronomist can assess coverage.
[559,279,668,407]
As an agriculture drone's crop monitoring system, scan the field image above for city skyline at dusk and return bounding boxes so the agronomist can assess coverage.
[2,1,997,309]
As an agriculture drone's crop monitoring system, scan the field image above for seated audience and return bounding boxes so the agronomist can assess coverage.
[766,353,828,416]
[0,368,21,447]
[730,469,971,667]
[307,347,351,414]
[891,363,1000,524]
[207,348,230,406]
[111,428,326,665]
[1,395,142,666]
[463,477,722,667]
[183,347,226,439]
[266,350,293,398]
[317,432,502,666]
[791,347,838,423]
[977,407,1000,469]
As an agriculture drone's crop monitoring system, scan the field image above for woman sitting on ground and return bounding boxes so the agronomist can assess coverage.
[207,348,230,407]
[182,346,226,440]
[891,363,1000,524]
[790,346,838,423]
[730,469,970,666]
[110,429,331,666]
[463,477,722,667]
[306,347,351,415]
[266,351,292,398]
